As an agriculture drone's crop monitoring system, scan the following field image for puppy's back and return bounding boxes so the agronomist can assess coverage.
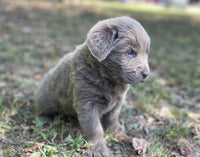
[34,52,75,116]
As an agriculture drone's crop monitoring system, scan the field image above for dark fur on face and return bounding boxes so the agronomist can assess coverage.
[34,16,150,157]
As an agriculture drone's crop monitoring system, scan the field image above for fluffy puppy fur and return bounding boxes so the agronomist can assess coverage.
[34,16,150,157]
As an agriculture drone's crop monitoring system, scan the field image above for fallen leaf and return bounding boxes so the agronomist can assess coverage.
[34,74,43,80]
[23,142,45,152]
[154,116,169,125]
[114,135,132,144]
[138,123,150,135]
[178,138,193,157]
[22,26,32,33]
[160,106,171,118]
[194,126,200,137]
[14,92,24,99]
[0,82,6,87]
[132,138,148,156]
[167,80,179,87]
[0,149,3,156]
[14,153,22,157]
[143,126,150,135]
[138,123,145,130]
[144,114,154,124]
[171,153,177,157]
[0,34,10,42]
[155,78,167,86]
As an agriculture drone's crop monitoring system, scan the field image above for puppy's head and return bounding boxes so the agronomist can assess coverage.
[87,16,150,84]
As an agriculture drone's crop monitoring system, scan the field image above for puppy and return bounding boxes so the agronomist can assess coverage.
[34,16,150,157]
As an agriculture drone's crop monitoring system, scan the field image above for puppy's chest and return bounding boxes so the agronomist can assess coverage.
[106,95,120,112]
[102,85,129,113]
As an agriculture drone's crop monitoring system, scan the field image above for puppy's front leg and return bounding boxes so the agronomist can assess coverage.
[103,100,124,136]
[77,102,109,157]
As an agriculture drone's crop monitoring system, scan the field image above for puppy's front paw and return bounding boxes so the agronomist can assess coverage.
[110,123,125,137]
[87,140,110,157]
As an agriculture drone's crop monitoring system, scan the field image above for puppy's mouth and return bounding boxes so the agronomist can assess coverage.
[123,78,145,84]
[122,72,147,84]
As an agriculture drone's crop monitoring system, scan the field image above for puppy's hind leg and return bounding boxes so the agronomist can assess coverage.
[34,76,57,116]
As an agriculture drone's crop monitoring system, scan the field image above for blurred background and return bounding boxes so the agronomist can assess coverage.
[0,0,200,156]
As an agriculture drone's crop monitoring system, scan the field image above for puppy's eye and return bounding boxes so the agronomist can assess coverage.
[126,50,137,58]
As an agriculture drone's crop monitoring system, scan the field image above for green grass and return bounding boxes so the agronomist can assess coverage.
[147,144,170,157]
[85,0,200,19]
[0,0,200,156]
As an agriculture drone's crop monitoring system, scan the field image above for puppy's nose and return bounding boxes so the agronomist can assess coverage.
[142,71,149,79]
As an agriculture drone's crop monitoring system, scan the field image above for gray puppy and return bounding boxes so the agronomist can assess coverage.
[34,16,150,157]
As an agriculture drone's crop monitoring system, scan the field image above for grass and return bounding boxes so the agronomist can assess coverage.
[0,0,200,156]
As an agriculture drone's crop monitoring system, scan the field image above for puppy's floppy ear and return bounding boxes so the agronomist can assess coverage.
[87,22,118,62]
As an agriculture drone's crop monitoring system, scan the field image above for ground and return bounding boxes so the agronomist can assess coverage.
[0,0,200,157]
